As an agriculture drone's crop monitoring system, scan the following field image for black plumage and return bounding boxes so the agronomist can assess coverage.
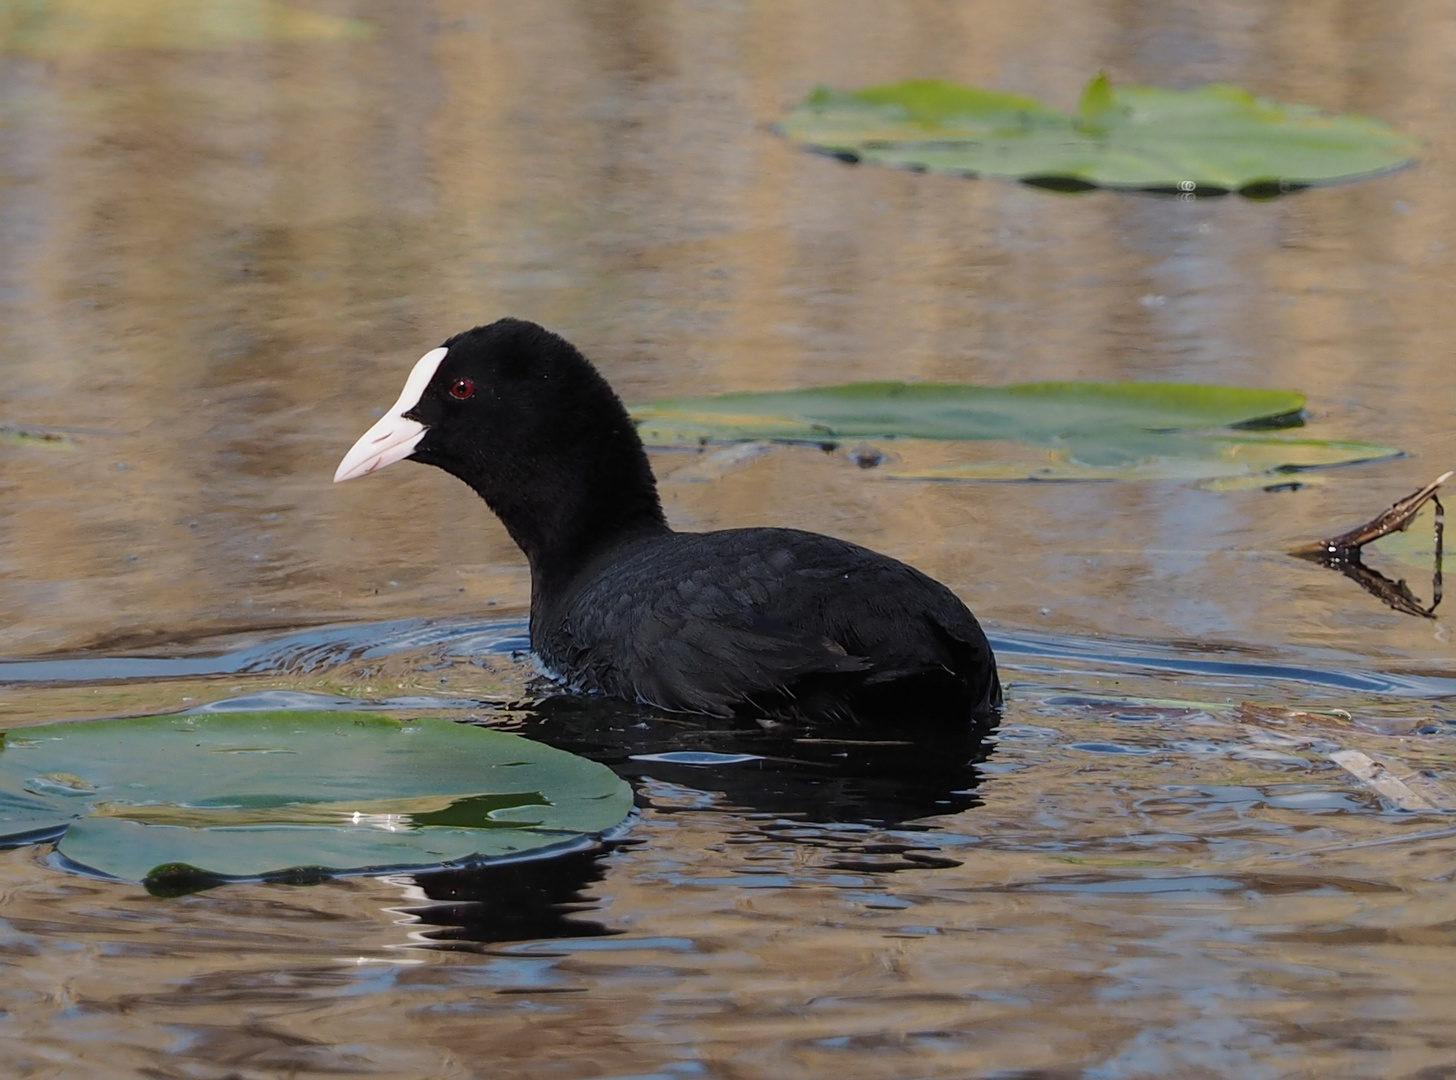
[337,318,1001,729]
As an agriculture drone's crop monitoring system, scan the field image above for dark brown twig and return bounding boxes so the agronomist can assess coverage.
[1291,472,1449,618]
[1291,471,1452,561]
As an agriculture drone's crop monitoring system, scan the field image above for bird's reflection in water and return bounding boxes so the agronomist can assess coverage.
[403,693,998,946]
[404,848,617,948]
[516,692,998,826]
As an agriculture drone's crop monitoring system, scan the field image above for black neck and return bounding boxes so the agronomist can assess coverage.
[455,420,669,602]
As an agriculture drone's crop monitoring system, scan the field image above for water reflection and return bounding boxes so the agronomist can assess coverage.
[394,692,997,947]
[3,0,1456,1072]
[511,692,997,828]
[403,848,617,948]
[1310,552,1444,619]
[1,614,1453,1076]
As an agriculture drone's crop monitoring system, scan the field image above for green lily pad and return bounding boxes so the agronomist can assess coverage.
[636,381,1306,444]
[779,75,1419,194]
[0,711,632,886]
[0,0,372,55]
[632,381,1401,484]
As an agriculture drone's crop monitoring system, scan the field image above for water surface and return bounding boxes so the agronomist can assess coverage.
[2,2,1455,1077]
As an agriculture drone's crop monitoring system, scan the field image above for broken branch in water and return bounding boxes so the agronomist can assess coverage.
[1292,471,1451,558]
[1290,471,1449,618]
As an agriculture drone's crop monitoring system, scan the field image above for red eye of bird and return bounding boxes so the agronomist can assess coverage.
[449,378,475,400]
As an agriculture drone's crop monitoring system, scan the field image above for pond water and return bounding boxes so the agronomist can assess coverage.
[2,2,1456,1077]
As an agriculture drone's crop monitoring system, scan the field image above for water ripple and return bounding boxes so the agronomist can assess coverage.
[2,620,1451,710]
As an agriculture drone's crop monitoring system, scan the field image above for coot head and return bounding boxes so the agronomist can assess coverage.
[335,318,666,577]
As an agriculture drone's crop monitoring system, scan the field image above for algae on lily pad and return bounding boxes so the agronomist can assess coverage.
[633,381,1401,485]
[0,0,372,55]
[0,711,632,887]
[780,75,1419,194]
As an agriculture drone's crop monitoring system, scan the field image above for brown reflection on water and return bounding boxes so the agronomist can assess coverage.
[2,1,1454,661]
[2,676,1455,1078]
[3,2,1456,1077]
[0,1,1451,659]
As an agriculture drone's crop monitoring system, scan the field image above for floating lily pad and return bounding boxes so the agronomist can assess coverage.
[0,711,632,888]
[636,381,1306,443]
[633,381,1400,484]
[779,75,1419,194]
[0,0,372,55]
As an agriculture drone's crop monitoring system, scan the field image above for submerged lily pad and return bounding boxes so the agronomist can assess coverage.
[888,434,1400,485]
[780,75,1419,194]
[0,711,632,886]
[0,0,372,55]
[0,424,74,449]
[1369,518,1443,571]
[632,381,1400,484]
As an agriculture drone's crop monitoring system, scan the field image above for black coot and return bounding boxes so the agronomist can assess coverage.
[335,319,1000,729]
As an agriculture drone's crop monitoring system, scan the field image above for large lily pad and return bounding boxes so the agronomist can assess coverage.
[0,711,632,887]
[0,0,371,55]
[632,381,1400,484]
[636,381,1306,443]
[779,75,1419,194]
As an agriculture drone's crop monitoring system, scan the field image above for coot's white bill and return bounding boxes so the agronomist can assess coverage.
[334,347,447,482]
